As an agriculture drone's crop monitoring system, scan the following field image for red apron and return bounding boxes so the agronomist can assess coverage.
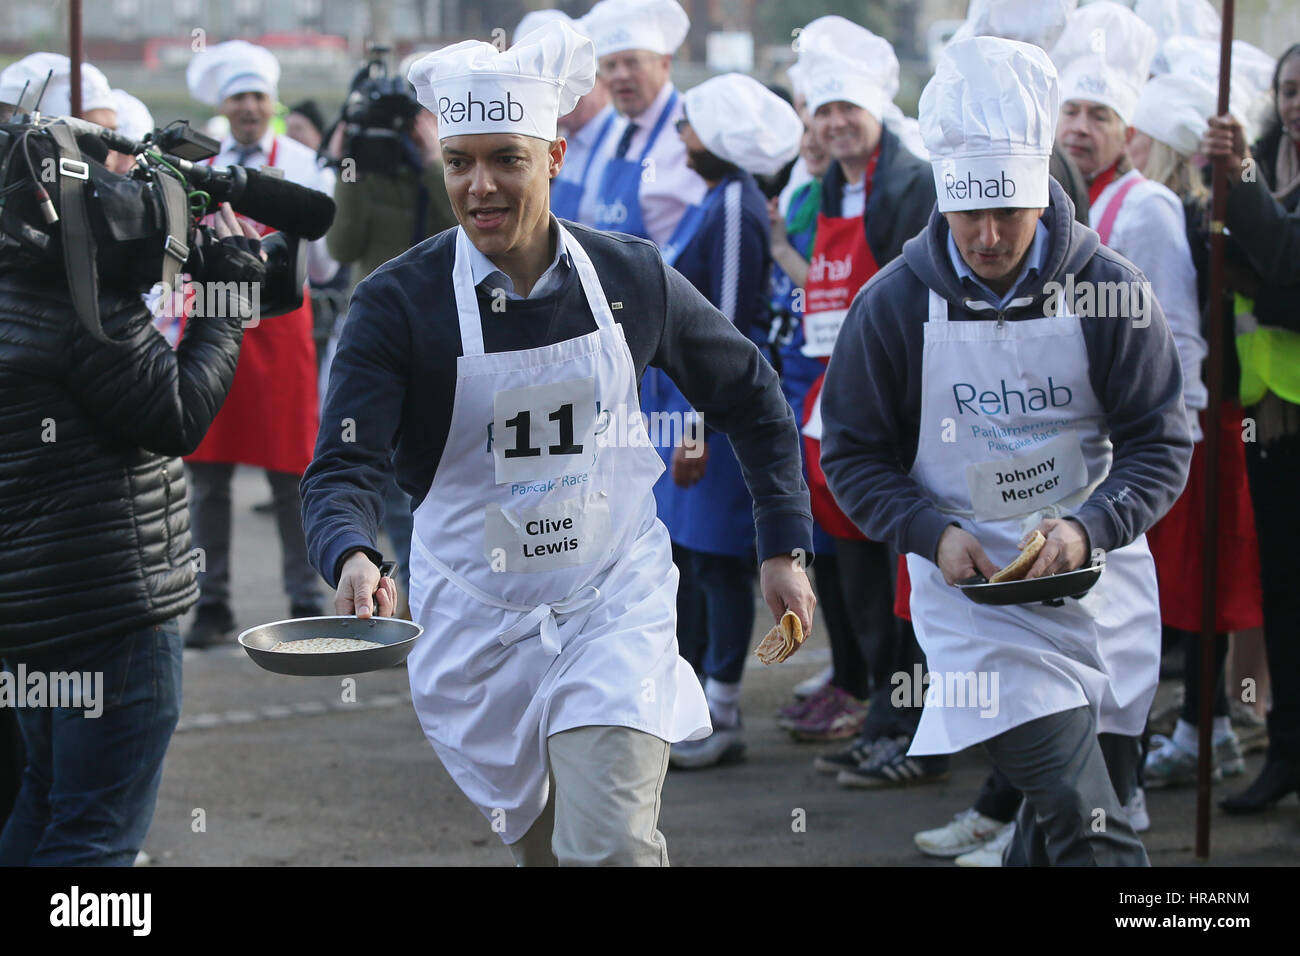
[894,554,911,621]
[801,155,881,541]
[185,138,320,475]
[1145,402,1263,632]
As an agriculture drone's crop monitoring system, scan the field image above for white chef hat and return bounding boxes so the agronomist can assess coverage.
[957,0,1078,51]
[921,35,1060,212]
[582,0,690,58]
[0,52,115,116]
[408,19,595,142]
[790,16,899,121]
[1134,0,1220,50]
[1148,36,1276,142]
[514,9,575,46]
[681,73,802,175]
[111,89,155,142]
[1051,1,1158,125]
[187,40,281,105]
[1131,73,1215,156]
[881,102,930,160]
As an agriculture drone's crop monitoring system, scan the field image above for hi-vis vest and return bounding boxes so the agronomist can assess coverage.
[1236,293,1300,405]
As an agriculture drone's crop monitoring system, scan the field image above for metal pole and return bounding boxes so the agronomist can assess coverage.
[1196,0,1235,862]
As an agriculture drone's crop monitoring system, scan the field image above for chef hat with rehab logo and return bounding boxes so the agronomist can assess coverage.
[949,0,1078,52]
[0,52,115,116]
[408,19,595,142]
[187,40,280,106]
[1051,1,1157,126]
[788,16,899,122]
[920,35,1060,213]
[681,73,802,176]
[582,0,690,58]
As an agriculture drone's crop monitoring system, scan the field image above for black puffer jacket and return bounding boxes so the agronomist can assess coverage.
[0,273,244,652]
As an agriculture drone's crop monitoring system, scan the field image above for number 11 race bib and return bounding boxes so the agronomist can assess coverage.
[492,378,596,484]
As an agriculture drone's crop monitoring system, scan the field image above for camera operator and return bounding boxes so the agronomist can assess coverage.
[0,192,266,865]
[320,50,458,611]
[324,49,456,283]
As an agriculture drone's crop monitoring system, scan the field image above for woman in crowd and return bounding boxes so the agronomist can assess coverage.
[1205,42,1300,813]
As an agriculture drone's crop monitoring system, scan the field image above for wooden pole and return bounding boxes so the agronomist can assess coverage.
[1196,0,1235,861]
[69,0,83,118]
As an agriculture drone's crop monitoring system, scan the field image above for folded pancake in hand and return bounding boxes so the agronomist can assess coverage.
[755,610,805,665]
[989,530,1047,583]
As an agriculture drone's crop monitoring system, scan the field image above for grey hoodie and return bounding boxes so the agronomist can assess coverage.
[820,178,1194,562]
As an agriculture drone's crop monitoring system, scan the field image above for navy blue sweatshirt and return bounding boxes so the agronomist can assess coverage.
[302,219,813,587]
[820,179,1194,562]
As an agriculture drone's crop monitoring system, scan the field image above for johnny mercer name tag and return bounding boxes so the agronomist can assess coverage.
[966,433,1087,521]
[483,491,611,573]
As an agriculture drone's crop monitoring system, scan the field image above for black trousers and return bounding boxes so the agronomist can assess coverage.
[1244,433,1300,760]
[832,537,897,701]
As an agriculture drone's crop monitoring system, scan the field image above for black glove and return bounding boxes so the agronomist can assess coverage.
[183,226,267,324]
[191,227,266,286]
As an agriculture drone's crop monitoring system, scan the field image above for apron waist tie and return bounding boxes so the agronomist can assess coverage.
[415,535,601,656]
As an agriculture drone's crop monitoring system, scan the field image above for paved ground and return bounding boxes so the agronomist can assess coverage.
[143,466,1299,866]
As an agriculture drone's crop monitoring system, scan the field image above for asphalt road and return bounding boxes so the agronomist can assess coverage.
[143,466,1298,866]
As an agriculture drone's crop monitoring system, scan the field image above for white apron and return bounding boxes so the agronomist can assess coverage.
[405,224,710,844]
[905,289,1160,756]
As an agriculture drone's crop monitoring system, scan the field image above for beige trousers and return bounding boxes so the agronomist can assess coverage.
[506,725,671,867]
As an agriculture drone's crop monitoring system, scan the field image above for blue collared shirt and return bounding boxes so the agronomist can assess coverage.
[946,219,1048,309]
[467,218,571,300]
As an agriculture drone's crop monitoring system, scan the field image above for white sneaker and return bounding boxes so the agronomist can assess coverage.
[914,807,1007,858]
[954,822,1015,867]
[669,718,746,769]
[792,665,833,700]
[1123,786,1150,833]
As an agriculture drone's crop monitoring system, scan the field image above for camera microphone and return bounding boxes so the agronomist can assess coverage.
[176,162,337,240]
[52,116,337,240]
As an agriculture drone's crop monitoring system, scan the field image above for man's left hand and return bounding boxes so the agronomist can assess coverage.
[1023,517,1090,579]
[671,441,708,487]
[759,553,816,644]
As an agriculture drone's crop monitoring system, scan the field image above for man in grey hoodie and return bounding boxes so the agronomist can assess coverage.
[821,37,1192,865]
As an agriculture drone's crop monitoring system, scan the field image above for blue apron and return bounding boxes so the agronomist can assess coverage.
[550,109,616,222]
[642,179,757,557]
[590,90,678,239]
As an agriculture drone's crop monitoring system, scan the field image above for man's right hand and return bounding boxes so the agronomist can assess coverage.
[336,551,397,619]
[935,525,999,586]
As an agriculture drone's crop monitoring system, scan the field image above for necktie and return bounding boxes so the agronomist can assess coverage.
[614,122,639,160]
[234,145,261,167]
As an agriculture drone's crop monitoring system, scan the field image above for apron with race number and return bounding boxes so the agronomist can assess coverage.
[905,289,1161,756]
[405,223,710,844]
[589,91,677,240]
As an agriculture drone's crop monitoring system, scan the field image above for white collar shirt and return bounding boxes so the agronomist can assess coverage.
[467,218,571,301]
